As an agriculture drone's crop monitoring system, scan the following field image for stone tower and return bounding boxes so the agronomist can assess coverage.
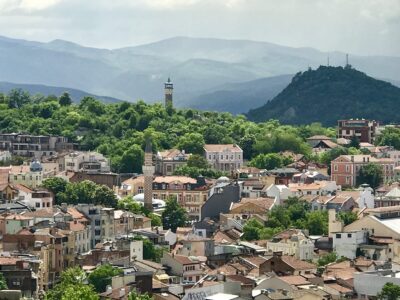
[143,138,154,211]
[164,77,173,108]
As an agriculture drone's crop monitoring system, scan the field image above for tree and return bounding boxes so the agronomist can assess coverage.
[306,211,328,235]
[242,218,264,241]
[42,177,68,203]
[56,180,118,207]
[128,291,154,300]
[187,154,209,169]
[317,252,338,266]
[46,267,98,300]
[349,135,360,149]
[88,264,123,293]
[161,197,188,232]
[177,133,205,155]
[117,196,146,214]
[0,273,7,290]
[378,282,400,300]
[59,92,72,106]
[61,285,99,300]
[249,153,285,170]
[149,213,162,226]
[357,163,384,189]
[338,211,358,226]
[7,88,31,108]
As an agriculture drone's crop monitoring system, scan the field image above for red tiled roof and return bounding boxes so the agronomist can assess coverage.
[0,257,18,265]
[279,275,310,286]
[281,256,317,270]
[231,197,275,211]
[204,144,242,152]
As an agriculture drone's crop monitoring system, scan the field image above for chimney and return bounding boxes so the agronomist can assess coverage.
[119,288,125,298]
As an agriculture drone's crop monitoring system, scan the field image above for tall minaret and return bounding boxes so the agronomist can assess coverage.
[164,77,173,108]
[143,138,154,211]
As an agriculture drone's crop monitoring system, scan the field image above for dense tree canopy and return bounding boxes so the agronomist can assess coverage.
[43,179,118,207]
[161,197,188,233]
[265,197,328,235]
[0,89,336,176]
[378,282,400,300]
[88,264,123,293]
[45,267,98,300]
[357,163,384,189]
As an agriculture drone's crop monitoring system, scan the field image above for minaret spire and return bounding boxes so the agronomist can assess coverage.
[143,137,154,211]
[164,77,173,108]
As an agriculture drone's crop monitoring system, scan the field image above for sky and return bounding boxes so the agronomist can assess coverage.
[0,0,399,56]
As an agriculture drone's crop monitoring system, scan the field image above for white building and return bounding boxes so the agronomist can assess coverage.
[264,184,292,205]
[15,184,53,209]
[354,270,400,298]
[64,151,110,173]
[332,230,367,259]
[130,240,143,261]
[289,181,338,197]
[266,229,314,260]
[204,144,243,172]
[358,184,375,209]
[0,151,11,162]
[387,150,400,167]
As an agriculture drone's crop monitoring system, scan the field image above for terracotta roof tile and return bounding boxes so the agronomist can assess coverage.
[204,144,242,152]
[279,275,310,286]
[281,256,317,270]
[231,197,275,211]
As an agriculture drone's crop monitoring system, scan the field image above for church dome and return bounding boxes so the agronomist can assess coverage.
[216,176,230,183]
[30,159,43,172]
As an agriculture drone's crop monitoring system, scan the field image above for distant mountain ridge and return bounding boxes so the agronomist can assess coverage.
[247,66,400,126]
[1,35,400,113]
[0,82,122,104]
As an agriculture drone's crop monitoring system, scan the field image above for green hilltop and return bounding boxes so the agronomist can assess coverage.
[247,66,400,126]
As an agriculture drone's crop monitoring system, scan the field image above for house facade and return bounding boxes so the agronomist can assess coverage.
[337,119,378,143]
[204,144,243,172]
[331,155,395,187]
[155,149,190,176]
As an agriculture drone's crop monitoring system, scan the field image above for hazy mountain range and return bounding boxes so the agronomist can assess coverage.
[0,35,399,113]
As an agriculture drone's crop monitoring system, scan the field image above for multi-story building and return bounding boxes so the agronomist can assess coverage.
[337,119,379,143]
[331,155,395,187]
[204,144,243,173]
[64,151,110,173]
[9,160,44,188]
[15,184,53,209]
[74,204,115,248]
[266,229,315,260]
[152,176,212,220]
[161,253,204,284]
[155,149,190,176]
[0,133,73,158]
[0,150,11,162]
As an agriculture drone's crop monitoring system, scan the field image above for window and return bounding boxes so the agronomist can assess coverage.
[95,220,101,226]
[35,203,40,208]
[347,233,352,238]
[208,155,211,159]
[336,234,341,238]
[333,165,338,171]
[345,165,350,172]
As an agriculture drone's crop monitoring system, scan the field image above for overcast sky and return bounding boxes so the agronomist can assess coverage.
[0,0,399,56]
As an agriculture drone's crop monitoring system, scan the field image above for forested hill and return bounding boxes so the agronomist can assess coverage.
[247,66,400,126]
[0,89,336,174]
